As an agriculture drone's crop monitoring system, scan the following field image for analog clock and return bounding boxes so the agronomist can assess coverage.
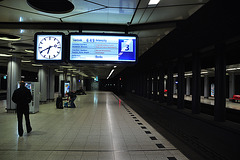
[38,36,62,59]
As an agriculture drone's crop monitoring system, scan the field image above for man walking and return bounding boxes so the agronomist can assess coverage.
[12,81,33,137]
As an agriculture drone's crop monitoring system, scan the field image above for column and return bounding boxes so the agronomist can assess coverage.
[158,68,165,103]
[47,68,55,101]
[192,52,201,114]
[214,44,226,122]
[204,75,210,98]
[146,73,151,98]
[177,58,185,109]
[72,76,77,91]
[153,71,157,101]
[7,57,21,111]
[58,73,64,95]
[167,65,173,105]
[186,77,191,96]
[229,73,235,99]
[38,67,47,102]
[173,77,177,95]
[143,72,147,98]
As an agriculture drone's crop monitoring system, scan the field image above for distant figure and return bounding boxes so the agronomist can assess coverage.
[68,91,77,108]
[12,81,33,137]
[76,87,86,95]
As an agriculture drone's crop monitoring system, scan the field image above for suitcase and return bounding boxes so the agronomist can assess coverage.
[56,96,63,109]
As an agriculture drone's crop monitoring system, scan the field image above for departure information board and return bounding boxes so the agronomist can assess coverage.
[69,34,138,63]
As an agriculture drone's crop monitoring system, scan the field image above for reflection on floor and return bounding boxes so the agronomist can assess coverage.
[0,91,188,160]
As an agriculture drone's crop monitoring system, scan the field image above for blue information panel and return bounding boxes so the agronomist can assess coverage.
[69,34,138,63]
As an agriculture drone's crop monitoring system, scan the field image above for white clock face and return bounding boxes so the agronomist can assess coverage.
[37,35,62,60]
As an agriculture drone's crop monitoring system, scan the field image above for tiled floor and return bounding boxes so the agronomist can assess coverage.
[0,91,188,160]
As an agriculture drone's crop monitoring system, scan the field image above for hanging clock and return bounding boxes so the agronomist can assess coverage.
[34,32,65,62]
[38,36,61,59]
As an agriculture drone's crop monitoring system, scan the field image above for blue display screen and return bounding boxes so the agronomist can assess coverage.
[69,34,138,63]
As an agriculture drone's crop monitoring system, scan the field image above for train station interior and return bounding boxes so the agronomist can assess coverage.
[0,0,240,160]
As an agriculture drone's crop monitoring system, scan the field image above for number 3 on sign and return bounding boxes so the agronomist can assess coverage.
[121,40,133,52]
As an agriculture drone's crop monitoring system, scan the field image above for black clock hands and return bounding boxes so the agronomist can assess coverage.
[40,46,53,54]
[47,46,53,54]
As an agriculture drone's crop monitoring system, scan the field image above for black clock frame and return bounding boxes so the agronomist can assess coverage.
[34,32,66,63]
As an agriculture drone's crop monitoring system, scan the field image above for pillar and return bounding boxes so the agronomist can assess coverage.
[72,76,77,91]
[177,58,185,109]
[229,73,235,99]
[58,73,64,95]
[192,52,201,114]
[158,68,165,103]
[7,57,21,111]
[47,68,55,101]
[214,44,226,122]
[167,65,173,105]
[173,77,177,95]
[153,71,158,101]
[204,75,210,98]
[186,77,191,96]
[38,67,47,102]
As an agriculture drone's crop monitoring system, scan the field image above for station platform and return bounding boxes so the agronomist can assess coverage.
[0,91,188,160]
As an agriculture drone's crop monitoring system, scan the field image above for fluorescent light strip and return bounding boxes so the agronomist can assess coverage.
[62,66,72,68]
[226,68,237,71]
[21,60,31,63]
[0,37,21,41]
[32,64,43,67]
[107,69,114,79]
[0,54,12,57]
[148,0,160,5]
[25,49,34,53]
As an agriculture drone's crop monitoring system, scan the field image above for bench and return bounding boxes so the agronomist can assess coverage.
[229,95,240,102]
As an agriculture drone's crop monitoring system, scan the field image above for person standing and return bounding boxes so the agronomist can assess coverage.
[12,81,33,137]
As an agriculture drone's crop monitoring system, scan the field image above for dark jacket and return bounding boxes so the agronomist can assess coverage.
[12,86,32,109]
[68,91,76,99]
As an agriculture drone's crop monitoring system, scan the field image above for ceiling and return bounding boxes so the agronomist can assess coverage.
[0,0,209,79]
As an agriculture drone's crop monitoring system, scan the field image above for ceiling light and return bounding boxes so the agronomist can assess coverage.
[0,34,21,41]
[21,60,31,63]
[148,0,161,5]
[68,68,77,71]
[32,64,43,67]
[25,49,34,53]
[0,54,12,57]
[19,17,23,22]
[185,73,192,76]
[226,68,237,71]
[107,69,114,79]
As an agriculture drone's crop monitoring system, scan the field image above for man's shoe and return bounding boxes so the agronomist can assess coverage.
[27,128,32,133]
